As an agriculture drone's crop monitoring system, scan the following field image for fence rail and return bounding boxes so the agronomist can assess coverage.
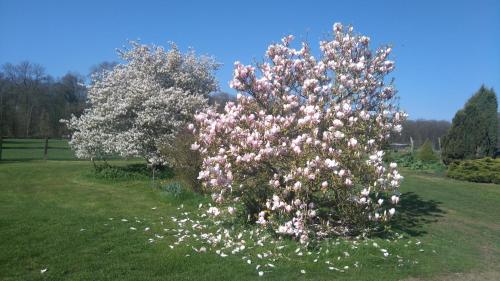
[0,138,76,161]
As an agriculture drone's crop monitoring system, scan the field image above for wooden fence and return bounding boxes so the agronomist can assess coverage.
[0,138,75,161]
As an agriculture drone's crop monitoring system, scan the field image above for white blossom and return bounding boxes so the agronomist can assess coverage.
[64,41,218,164]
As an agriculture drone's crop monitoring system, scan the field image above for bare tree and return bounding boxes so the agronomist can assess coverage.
[0,62,86,138]
[390,119,451,150]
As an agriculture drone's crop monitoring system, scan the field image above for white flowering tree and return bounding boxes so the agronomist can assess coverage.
[191,23,406,242]
[64,42,218,164]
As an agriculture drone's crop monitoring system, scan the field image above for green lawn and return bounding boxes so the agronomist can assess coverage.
[0,160,499,280]
[1,139,76,161]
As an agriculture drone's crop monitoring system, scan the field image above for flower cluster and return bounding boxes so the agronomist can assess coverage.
[64,42,219,164]
[191,23,406,242]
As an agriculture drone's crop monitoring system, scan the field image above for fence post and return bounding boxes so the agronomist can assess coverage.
[43,137,49,160]
[410,136,414,153]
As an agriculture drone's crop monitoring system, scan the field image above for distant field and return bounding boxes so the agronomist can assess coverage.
[1,138,76,161]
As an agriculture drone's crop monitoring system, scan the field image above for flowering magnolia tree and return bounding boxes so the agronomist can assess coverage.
[64,42,218,164]
[191,23,406,242]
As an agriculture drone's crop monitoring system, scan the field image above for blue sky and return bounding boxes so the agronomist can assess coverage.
[1,0,499,120]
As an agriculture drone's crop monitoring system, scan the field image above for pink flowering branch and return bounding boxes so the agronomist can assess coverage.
[192,23,406,242]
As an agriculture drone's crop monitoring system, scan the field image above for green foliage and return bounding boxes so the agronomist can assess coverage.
[447,157,500,184]
[91,163,174,181]
[159,129,202,192]
[159,182,184,197]
[157,181,202,204]
[407,160,445,172]
[442,85,499,164]
[416,140,438,162]
[498,113,500,150]
[385,150,445,172]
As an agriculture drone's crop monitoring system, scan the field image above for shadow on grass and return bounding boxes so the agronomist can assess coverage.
[390,191,445,236]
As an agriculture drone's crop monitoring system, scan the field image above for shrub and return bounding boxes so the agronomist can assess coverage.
[447,157,500,184]
[160,182,184,197]
[159,129,203,192]
[91,163,173,181]
[416,140,438,162]
[386,151,445,172]
[191,23,406,242]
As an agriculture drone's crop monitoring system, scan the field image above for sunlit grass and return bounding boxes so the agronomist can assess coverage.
[0,161,498,280]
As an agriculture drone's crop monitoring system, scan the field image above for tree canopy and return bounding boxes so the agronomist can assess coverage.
[442,85,498,164]
[0,62,86,138]
[64,42,219,164]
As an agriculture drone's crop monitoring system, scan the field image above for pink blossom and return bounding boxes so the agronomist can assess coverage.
[191,22,405,241]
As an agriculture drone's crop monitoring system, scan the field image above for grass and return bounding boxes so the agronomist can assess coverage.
[1,139,76,161]
[0,159,499,280]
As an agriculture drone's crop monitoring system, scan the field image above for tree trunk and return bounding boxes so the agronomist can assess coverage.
[25,105,33,138]
[43,137,49,160]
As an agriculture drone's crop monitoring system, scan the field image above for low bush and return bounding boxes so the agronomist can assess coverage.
[447,157,500,184]
[159,182,184,197]
[157,181,205,204]
[385,151,445,172]
[91,162,174,181]
[159,129,203,192]
[416,140,438,162]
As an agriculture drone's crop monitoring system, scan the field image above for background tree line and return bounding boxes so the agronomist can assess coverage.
[1,61,497,149]
[390,119,451,149]
[393,86,499,175]
[0,60,236,139]
[0,61,88,138]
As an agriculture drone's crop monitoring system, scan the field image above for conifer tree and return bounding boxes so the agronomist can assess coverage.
[417,139,438,161]
[442,86,498,164]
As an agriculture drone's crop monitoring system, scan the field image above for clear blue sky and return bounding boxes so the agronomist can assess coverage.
[1,0,499,120]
